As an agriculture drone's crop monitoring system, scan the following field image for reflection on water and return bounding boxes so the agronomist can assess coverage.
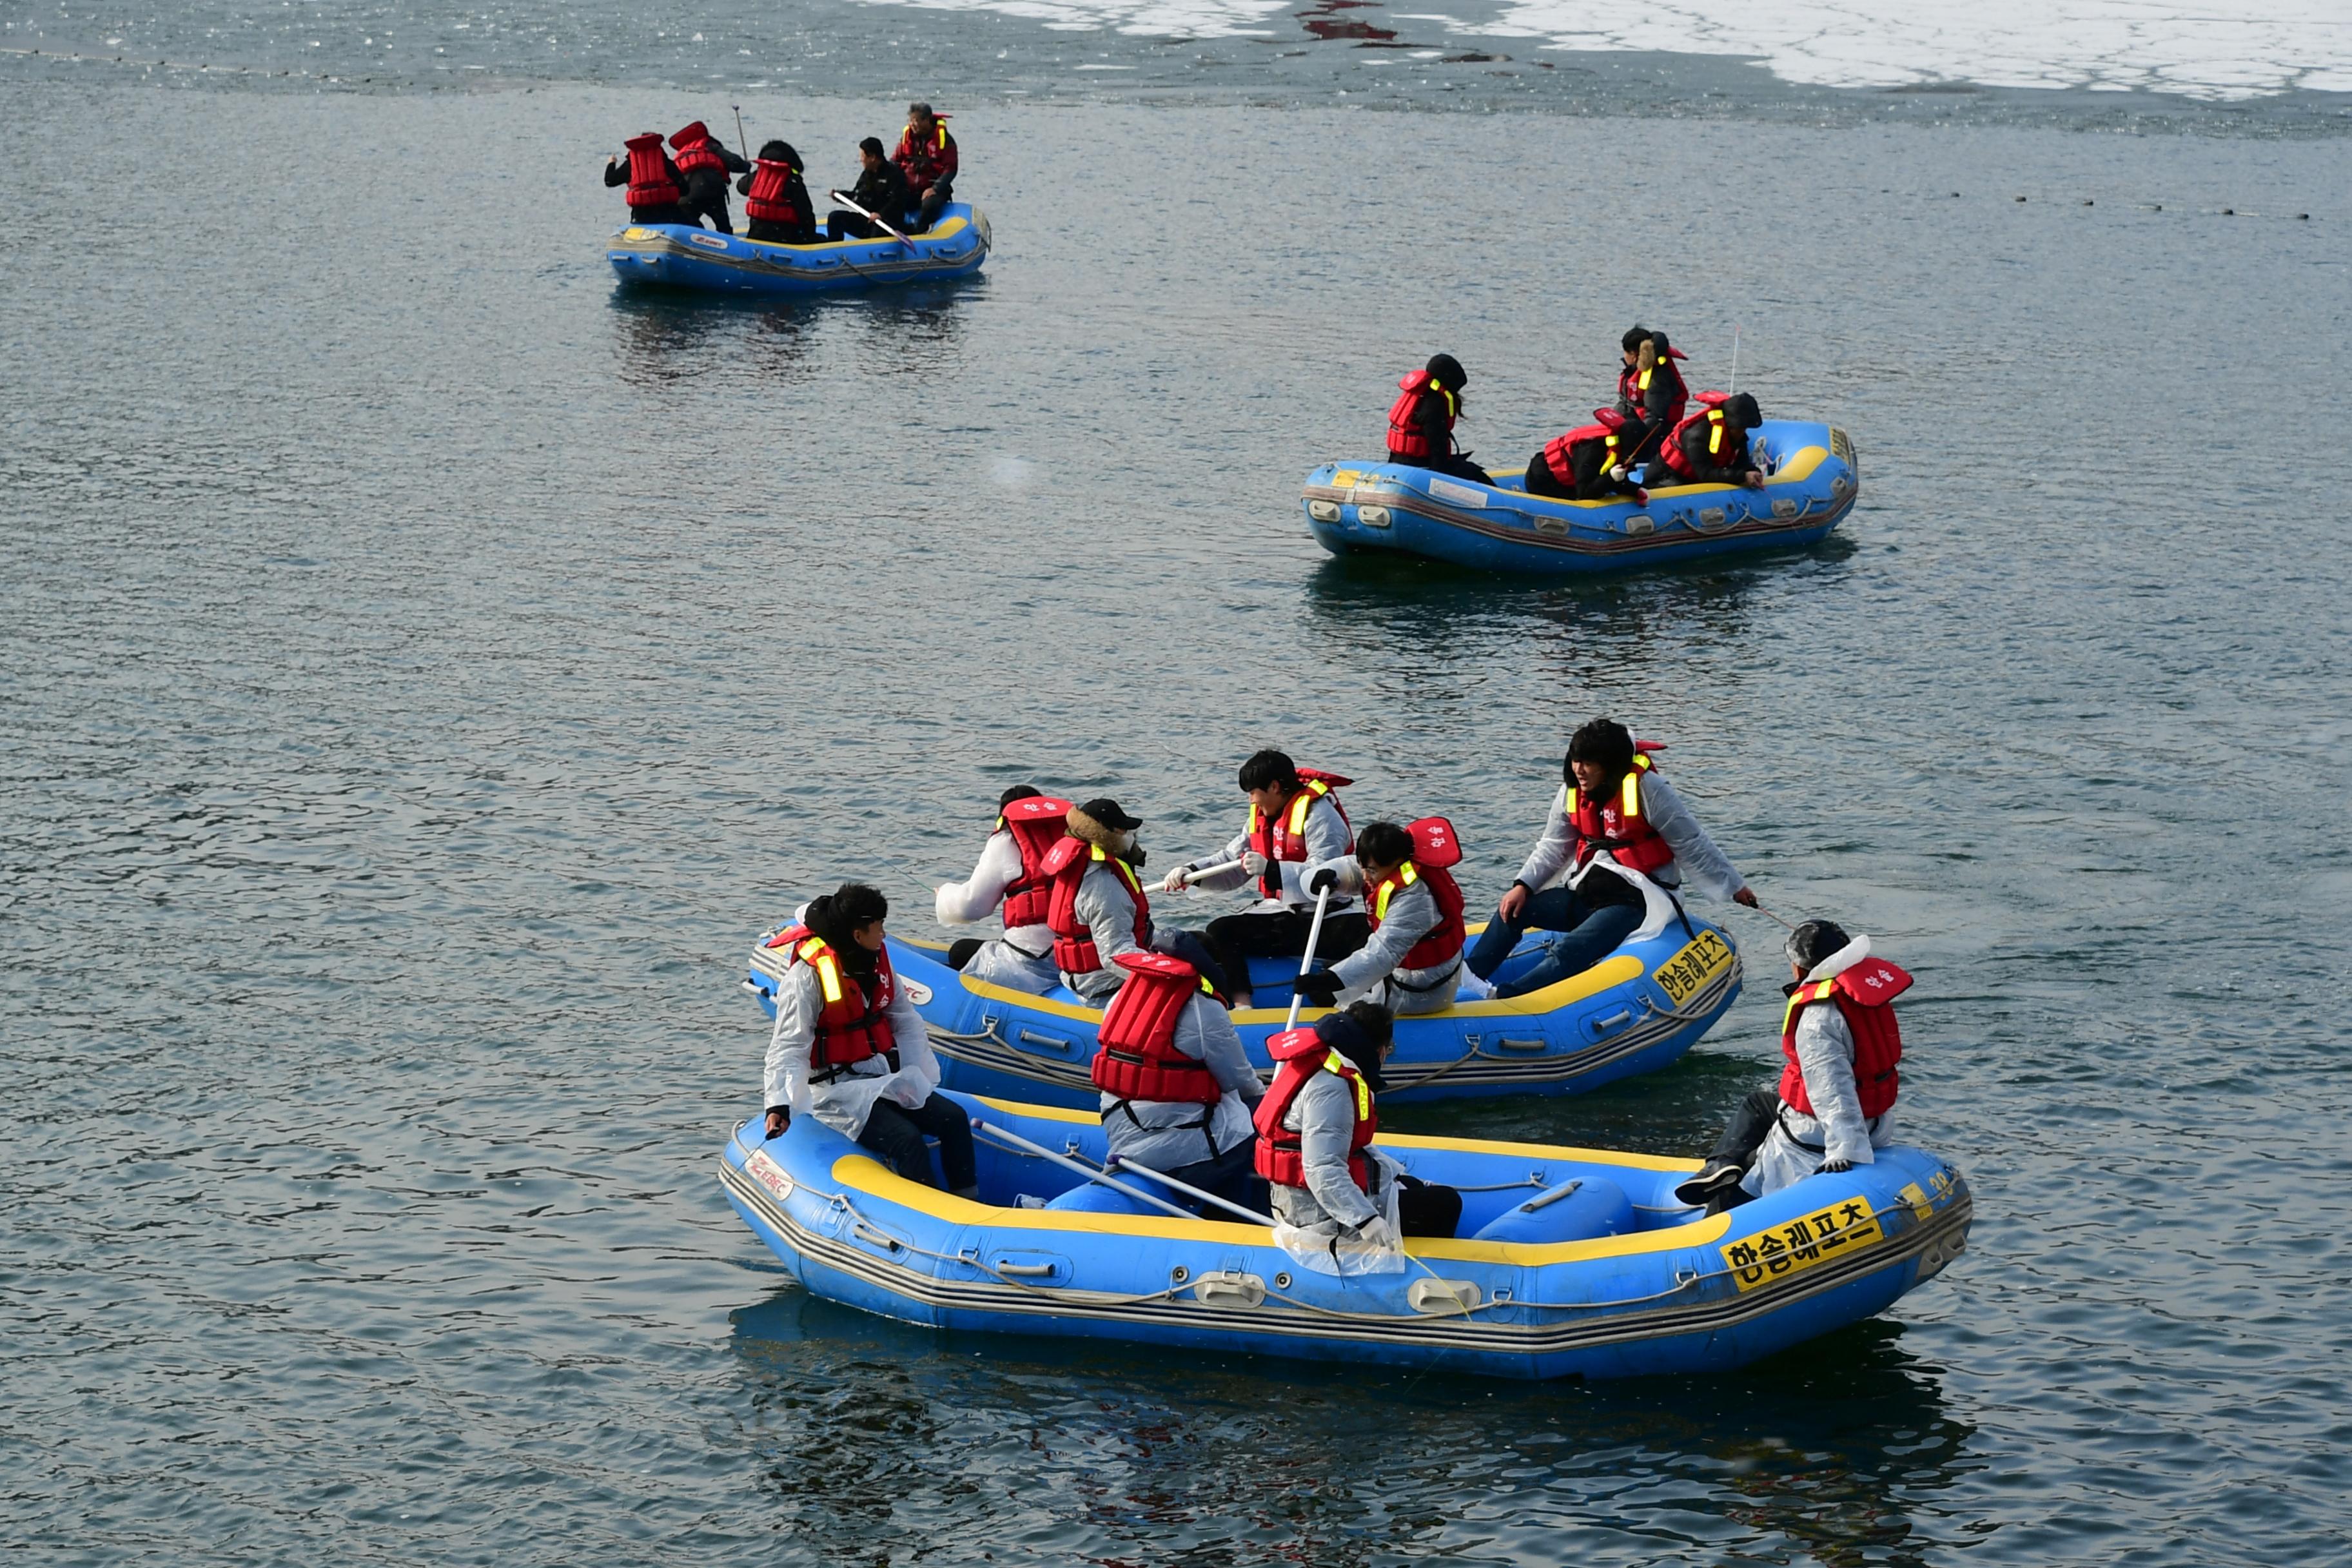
[727,1289,1970,1563]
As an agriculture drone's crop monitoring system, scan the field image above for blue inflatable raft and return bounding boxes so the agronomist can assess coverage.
[1302,420,1857,574]
[606,203,990,295]
[745,877,1741,1105]
[718,1091,1972,1380]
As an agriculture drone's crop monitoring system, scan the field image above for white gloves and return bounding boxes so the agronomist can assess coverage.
[1240,850,1270,877]
[1352,1215,1399,1251]
[1159,865,1194,893]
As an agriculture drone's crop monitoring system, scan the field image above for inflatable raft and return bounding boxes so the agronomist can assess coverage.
[1302,420,1857,574]
[606,202,990,295]
[745,875,1741,1105]
[718,1091,1972,1379]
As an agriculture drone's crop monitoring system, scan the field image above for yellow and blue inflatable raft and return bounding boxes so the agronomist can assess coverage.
[606,202,990,296]
[719,1092,1972,1379]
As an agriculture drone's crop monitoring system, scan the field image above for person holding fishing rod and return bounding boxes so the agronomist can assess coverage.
[1284,819,1467,1018]
[1159,750,1367,1011]
[1088,950,1267,1216]
[825,137,912,241]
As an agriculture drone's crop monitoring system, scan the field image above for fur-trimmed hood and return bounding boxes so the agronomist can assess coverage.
[1064,805,1132,852]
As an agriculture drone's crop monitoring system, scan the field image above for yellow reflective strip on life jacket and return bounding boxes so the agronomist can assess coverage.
[803,945,844,1006]
[1619,770,1642,818]
[1319,1050,1372,1120]
[1708,409,1726,455]
[1399,861,1420,888]
[1638,365,1654,390]
[1563,785,1580,817]
[1780,978,1837,1033]
[1285,789,1315,836]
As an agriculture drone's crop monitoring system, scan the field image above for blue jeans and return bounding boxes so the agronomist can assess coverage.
[1465,885,1644,998]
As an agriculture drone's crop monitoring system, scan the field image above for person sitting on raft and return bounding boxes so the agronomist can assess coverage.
[1656,391,1766,489]
[761,882,978,1197]
[825,138,912,240]
[1043,798,1228,1002]
[1462,718,1756,1001]
[892,102,959,234]
[669,121,751,234]
[1256,1004,1462,1245]
[1093,951,1266,1215]
[936,785,1070,995]
[1614,324,1691,485]
[1676,919,1910,1211]
[1160,750,1368,1011]
[1288,819,1466,1018]
[605,132,690,226]
[736,139,818,244]
[1386,353,1494,486]
[1524,407,1648,504]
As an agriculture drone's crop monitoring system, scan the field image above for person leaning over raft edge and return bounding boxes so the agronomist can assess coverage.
[1092,950,1268,1216]
[1524,406,1649,504]
[1462,717,1755,1000]
[1161,749,1369,1010]
[936,783,1069,996]
[1255,1003,1462,1246]
[761,883,978,1195]
[1658,390,1767,489]
[1386,353,1495,486]
[1676,919,1910,1211]
[669,120,751,234]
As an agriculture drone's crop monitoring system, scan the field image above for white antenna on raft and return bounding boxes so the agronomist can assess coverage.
[1730,324,1741,396]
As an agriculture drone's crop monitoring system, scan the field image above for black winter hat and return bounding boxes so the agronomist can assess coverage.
[1725,391,1762,429]
[1424,353,1467,389]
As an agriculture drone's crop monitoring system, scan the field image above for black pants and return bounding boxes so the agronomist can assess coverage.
[908,179,952,233]
[1524,449,1573,499]
[1709,1088,1784,1168]
[858,1094,977,1191]
[1203,909,1372,1001]
[1397,453,1494,487]
[826,210,888,240]
[746,217,817,244]
[1159,1139,1269,1218]
[628,202,692,226]
[1396,1173,1462,1239]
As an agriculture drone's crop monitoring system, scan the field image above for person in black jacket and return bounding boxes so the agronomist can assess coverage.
[1660,391,1766,487]
[669,121,751,233]
[736,140,818,244]
[1614,326,1691,484]
[825,138,913,240]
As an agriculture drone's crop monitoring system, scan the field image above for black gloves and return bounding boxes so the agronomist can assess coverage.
[1307,867,1340,896]
[763,1106,792,1139]
[1820,1157,1852,1174]
[1291,971,1342,1006]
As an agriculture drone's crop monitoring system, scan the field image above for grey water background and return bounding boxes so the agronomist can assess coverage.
[5,5,2350,1562]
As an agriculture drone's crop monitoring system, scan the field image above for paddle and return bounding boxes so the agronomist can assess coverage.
[825,188,911,246]
[1164,857,1246,894]
[969,1119,1197,1221]
[1106,1155,1275,1226]
[1284,884,1334,1030]
[732,104,749,161]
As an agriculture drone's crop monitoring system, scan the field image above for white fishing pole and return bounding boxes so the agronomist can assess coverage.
[1105,1155,1276,1226]
[1730,323,1741,396]
[1284,883,1334,1030]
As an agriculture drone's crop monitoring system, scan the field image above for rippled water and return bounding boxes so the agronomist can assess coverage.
[4,24,2349,1566]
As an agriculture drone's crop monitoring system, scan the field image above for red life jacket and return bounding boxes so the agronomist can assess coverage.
[894,119,957,189]
[1365,818,1467,971]
[1245,769,1354,901]
[763,924,899,1075]
[1253,1027,1377,1191]
[1043,836,1150,977]
[1567,746,1674,877]
[1617,346,1690,428]
[623,133,681,210]
[1092,951,1223,1107]
[994,795,1072,930]
[1540,409,1629,484]
[670,122,727,176]
[1778,956,1911,1119]
[744,158,807,226]
[1659,391,1736,481]
[1386,369,1456,462]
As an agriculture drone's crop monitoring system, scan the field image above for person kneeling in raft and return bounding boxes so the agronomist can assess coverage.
[1676,919,1910,1211]
[1285,819,1467,1017]
[1093,951,1267,1216]
[1257,1004,1462,1248]
[936,783,1070,996]
[761,883,977,1197]
[1160,749,1368,1010]
[1462,717,1755,1001]
[1042,798,1229,1002]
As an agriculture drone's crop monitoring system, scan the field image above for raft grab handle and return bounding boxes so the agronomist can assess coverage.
[1519,1180,1585,1214]
[1018,1028,1073,1052]
[1494,1037,1549,1054]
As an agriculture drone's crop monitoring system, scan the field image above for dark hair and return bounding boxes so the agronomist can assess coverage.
[832,881,888,928]
[757,139,798,166]
[1315,1000,1395,1089]
[908,101,934,117]
[803,882,888,974]
[1342,998,1393,1046]
[1622,325,1650,352]
[1425,352,1466,388]
[998,783,1043,810]
[1565,718,1636,781]
[859,135,887,159]
[1356,821,1413,869]
[1237,749,1299,794]
[1785,919,1852,974]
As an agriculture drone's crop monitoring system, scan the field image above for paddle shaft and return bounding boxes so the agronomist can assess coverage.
[970,1120,1197,1222]
[1106,1155,1275,1227]
[732,105,749,161]
[1284,885,1334,1030]
[1173,857,1246,891]
[826,188,911,246]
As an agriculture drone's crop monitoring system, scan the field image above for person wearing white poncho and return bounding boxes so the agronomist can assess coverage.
[935,784,1068,995]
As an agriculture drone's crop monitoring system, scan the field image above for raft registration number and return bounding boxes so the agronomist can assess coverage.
[1721,1198,1884,1293]
[1653,928,1735,1006]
